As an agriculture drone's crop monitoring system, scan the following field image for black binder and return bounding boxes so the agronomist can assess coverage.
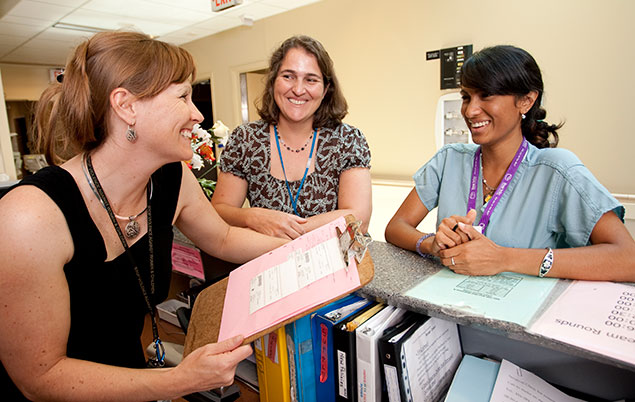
[332,302,380,402]
[377,312,429,402]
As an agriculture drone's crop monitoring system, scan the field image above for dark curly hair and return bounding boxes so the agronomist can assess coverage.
[258,35,347,129]
[460,45,562,148]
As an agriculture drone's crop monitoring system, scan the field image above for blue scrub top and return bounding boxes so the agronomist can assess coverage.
[414,143,624,249]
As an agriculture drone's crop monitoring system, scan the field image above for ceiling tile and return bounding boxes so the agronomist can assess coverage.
[82,0,210,26]
[2,45,68,64]
[0,21,44,37]
[222,2,286,21]
[0,34,27,47]
[36,27,93,42]
[0,44,16,56]
[0,34,28,47]
[0,15,52,29]
[191,15,238,32]
[34,0,86,6]
[260,0,319,9]
[7,0,75,22]
[21,37,81,51]
[60,9,183,36]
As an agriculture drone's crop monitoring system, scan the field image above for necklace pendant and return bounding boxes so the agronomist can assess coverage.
[125,219,140,239]
[484,193,493,204]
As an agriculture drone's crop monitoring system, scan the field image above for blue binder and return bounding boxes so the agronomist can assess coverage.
[311,294,371,402]
[286,315,316,402]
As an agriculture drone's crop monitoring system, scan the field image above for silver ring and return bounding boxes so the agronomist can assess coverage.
[451,257,455,266]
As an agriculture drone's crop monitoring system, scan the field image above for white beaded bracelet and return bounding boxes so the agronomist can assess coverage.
[538,247,554,278]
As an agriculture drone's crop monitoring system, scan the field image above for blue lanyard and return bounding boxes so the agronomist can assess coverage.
[273,125,318,216]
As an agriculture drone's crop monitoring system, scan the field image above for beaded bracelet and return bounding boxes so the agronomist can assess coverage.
[416,233,435,258]
[538,247,554,277]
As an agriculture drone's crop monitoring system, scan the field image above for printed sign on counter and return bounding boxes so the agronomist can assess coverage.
[529,280,635,366]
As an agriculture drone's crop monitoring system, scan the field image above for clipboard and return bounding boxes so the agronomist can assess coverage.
[183,215,374,357]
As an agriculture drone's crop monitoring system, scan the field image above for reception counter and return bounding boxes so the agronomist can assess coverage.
[358,241,635,400]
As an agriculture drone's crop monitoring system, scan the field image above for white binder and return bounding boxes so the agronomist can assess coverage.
[355,306,407,402]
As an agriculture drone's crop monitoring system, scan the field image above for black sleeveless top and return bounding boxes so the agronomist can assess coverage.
[1,162,182,400]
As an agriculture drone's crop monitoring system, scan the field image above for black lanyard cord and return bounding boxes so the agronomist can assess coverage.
[85,155,165,367]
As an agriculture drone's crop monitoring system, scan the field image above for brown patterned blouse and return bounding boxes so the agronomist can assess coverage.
[219,120,371,218]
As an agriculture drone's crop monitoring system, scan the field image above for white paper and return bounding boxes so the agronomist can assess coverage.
[490,360,584,402]
[402,318,462,402]
[248,237,346,313]
[530,281,635,365]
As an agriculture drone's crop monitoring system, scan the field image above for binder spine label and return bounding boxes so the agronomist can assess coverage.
[287,334,298,402]
[267,332,278,363]
[359,367,368,402]
[299,338,312,354]
[320,323,329,383]
[384,364,401,402]
[337,350,347,397]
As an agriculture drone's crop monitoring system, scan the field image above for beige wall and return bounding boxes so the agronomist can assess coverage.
[183,0,635,195]
[1,64,53,101]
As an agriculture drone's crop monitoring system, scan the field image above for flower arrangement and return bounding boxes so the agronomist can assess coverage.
[188,121,230,198]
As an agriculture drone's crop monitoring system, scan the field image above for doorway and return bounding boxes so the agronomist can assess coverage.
[240,70,267,124]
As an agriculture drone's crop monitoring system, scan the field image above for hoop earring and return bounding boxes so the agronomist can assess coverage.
[126,125,137,142]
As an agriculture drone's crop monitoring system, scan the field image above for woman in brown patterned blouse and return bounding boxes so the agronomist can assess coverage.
[212,36,372,239]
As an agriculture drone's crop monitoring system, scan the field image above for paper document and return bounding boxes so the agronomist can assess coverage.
[402,318,462,402]
[218,217,362,342]
[530,280,635,365]
[490,359,584,402]
[249,238,345,314]
[405,269,557,326]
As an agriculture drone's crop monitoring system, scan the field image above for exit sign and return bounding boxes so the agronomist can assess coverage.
[212,0,243,12]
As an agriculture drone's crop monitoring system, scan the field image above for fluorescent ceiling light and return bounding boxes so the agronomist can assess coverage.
[52,22,110,33]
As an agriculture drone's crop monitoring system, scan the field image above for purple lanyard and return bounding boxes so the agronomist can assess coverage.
[468,138,528,232]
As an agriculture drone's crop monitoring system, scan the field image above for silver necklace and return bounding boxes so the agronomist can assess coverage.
[482,177,497,193]
[81,153,153,239]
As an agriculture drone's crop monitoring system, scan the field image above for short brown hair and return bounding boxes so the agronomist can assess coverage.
[35,31,196,164]
[258,35,347,129]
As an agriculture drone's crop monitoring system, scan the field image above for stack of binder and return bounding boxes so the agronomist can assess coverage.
[257,295,463,402]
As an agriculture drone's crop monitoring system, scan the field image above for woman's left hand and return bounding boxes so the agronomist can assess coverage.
[438,222,505,276]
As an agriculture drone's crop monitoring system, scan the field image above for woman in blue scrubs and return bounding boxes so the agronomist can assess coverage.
[385,45,635,281]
